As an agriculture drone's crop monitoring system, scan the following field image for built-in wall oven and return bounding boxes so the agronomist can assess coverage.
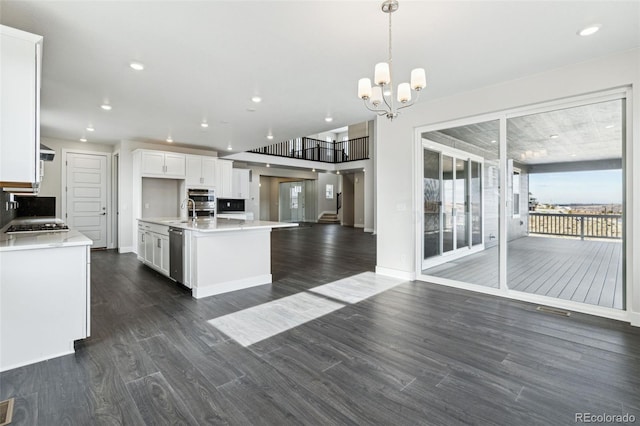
[187,188,215,218]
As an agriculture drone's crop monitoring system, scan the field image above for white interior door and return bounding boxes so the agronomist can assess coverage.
[66,153,108,248]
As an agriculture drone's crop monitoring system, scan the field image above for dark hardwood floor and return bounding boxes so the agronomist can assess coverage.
[2,223,640,425]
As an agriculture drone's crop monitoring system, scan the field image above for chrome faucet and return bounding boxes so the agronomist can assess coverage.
[181,198,197,221]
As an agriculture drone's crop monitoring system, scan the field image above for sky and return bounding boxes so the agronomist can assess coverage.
[529,170,622,205]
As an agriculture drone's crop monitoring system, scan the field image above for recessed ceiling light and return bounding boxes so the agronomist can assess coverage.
[578,24,601,37]
[79,137,87,142]
[549,134,559,139]
[227,145,233,151]
[129,61,145,71]
[267,135,274,140]
[201,121,209,128]
[336,170,340,174]
[86,125,95,132]
[266,163,270,168]
[100,104,112,111]
[166,136,173,143]
[247,107,256,112]
[312,168,316,172]
[363,168,366,172]
[490,140,496,144]
[605,124,615,129]
[325,116,333,123]
[571,153,577,157]
[251,96,262,103]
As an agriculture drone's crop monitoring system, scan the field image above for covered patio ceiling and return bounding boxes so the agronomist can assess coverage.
[421,99,623,166]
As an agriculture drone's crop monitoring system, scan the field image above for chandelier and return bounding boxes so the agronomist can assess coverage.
[357,0,426,120]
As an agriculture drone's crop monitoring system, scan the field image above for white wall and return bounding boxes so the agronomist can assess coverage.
[375,48,640,322]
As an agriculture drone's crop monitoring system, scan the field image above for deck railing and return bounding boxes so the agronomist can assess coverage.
[249,136,369,164]
[529,213,622,240]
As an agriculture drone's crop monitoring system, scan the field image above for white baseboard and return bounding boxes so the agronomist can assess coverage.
[629,312,640,327]
[1,348,75,373]
[192,274,272,299]
[364,228,375,233]
[119,246,135,254]
[375,266,415,281]
[354,223,364,228]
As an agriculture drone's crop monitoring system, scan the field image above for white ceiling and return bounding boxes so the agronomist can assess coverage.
[1,1,638,155]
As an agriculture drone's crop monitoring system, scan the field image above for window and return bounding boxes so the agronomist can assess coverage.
[326,184,334,199]
[513,168,521,217]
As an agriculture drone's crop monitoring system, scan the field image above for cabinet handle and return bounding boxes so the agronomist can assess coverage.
[200,177,203,184]
[141,234,145,242]
[157,238,161,248]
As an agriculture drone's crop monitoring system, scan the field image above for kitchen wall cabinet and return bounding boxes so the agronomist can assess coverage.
[186,155,216,187]
[232,168,251,199]
[216,159,233,198]
[137,222,169,276]
[140,150,186,178]
[0,26,43,191]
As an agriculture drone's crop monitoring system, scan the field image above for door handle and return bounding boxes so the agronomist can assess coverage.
[100,212,106,215]
[157,238,161,248]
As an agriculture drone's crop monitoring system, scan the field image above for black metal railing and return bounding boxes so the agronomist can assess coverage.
[529,213,622,240]
[249,136,369,164]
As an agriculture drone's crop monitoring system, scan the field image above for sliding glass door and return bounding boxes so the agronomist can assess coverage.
[422,143,484,269]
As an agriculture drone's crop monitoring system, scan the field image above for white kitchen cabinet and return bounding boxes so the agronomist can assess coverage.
[216,159,233,198]
[186,155,216,187]
[137,221,170,277]
[1,243,91,371]
[0,25,43,190]
[140,150,186,178]
[232,168,251,199]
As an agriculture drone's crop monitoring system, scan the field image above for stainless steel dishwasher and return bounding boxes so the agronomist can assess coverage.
[169,227,184,284]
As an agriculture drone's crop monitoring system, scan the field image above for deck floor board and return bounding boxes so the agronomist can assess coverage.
[423,236,623,309]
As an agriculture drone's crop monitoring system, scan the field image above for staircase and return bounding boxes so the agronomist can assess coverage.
[318,213,340,224]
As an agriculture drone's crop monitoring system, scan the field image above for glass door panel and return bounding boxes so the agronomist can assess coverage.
[455,158,469,249]
[506,99,624,309]
[423,149,441,260]
[420,118,499,288]
[442,155,455,254]
[471,160,482,246]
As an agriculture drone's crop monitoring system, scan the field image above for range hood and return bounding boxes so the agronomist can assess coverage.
[40,144,55,161]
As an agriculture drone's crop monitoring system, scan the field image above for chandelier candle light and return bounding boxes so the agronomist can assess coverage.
[358,0,426,120]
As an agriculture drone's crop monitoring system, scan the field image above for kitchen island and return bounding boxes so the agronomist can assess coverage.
[137,218,297,298]
[0,222,92,372]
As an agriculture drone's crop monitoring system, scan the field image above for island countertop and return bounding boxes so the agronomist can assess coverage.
[137,217,298,233]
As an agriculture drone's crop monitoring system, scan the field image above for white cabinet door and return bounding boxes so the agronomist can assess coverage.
[216,160,233,198]
[202,157,217,187]
[160,235,170,275]
[185,155,202,186]
[141,151,165,175]
[144,231,154,264]
[0,26,42,186]
[137,228,146,260]
[232,169,250,199]
[152,234,162,270]
[164,153,186,177]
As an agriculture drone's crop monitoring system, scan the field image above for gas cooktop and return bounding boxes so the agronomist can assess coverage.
[6,223,70,234]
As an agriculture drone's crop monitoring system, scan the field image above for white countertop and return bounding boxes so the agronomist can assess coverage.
[138,217,298,233]
[0,221,93,252]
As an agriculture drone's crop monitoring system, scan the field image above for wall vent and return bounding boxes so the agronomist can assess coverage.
[0,398,14,426]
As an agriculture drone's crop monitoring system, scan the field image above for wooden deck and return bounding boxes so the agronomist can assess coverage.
[423,236,623,309]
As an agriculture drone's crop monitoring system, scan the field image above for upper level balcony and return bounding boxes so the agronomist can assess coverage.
[248,136,369,164]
